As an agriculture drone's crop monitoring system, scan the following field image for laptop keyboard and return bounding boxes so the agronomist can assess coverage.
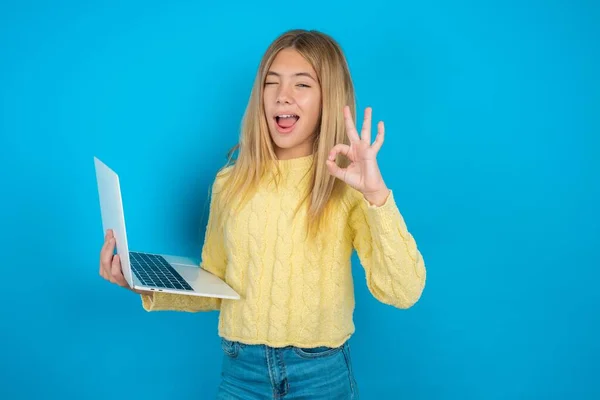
[129,252,193,291]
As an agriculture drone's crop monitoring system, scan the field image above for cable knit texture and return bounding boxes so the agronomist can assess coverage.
[140,154,426,348]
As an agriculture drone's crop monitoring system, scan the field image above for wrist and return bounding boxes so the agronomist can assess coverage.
[363,186,390,207]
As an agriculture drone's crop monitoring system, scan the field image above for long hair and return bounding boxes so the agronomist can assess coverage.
[217,29,356,236]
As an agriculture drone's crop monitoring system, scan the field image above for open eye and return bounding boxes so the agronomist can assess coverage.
[297,83,310,88]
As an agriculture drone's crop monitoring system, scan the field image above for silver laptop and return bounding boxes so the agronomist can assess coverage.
[93,156,239,300]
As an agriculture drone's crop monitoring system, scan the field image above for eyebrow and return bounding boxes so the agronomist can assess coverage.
[267,71,317,82]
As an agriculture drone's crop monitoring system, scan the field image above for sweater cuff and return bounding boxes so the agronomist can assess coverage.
[362,190,409,237]
[141,293,156,311]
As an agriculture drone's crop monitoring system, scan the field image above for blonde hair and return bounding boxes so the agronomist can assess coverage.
[217,29,356,236]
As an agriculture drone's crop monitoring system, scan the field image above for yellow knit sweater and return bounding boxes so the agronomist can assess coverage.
[140,154,426,348]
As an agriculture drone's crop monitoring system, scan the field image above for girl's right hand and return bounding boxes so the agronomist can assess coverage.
[99,229,151,295]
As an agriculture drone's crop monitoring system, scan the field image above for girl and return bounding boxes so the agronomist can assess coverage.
[99,29,426,399]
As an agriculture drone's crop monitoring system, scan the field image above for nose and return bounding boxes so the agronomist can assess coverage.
[276,82,293,104]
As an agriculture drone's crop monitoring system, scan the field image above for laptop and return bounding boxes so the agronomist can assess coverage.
[93,156,240,300]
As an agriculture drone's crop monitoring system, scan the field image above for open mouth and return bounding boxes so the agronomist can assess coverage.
[275,114,300,132]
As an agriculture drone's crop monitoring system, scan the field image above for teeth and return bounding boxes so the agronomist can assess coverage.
[277,114,297,118]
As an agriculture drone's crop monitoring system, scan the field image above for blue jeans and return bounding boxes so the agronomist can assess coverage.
[216,338,360,399]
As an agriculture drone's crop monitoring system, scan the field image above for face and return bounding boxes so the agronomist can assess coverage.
[263,48,322,160]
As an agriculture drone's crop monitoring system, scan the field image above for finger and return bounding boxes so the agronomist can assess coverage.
[372,121,385,152]
[99,238,111,274]
[343,105,360,143]
[110,254,128,287]
[100,259,113,282]
[99,265,109,281]
[361,107,372,144]
[328,143,353,162]
[100,237,115,273]
[326,159,347,182]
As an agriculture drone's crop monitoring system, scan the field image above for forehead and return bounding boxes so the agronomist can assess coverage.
[269,48,316,76]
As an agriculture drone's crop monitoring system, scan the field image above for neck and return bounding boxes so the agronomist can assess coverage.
[275,153,314,171]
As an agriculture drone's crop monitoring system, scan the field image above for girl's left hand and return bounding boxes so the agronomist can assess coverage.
[326,106,391,207]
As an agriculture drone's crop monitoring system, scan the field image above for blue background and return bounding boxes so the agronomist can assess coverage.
[1,0,598,399]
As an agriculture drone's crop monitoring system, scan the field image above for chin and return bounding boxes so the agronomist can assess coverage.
[271,136,298,151]
[268,119,316,155]
[269,125,301,147]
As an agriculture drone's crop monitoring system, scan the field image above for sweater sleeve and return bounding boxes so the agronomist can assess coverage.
[140,176,227,312]
[349,189,426,309]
